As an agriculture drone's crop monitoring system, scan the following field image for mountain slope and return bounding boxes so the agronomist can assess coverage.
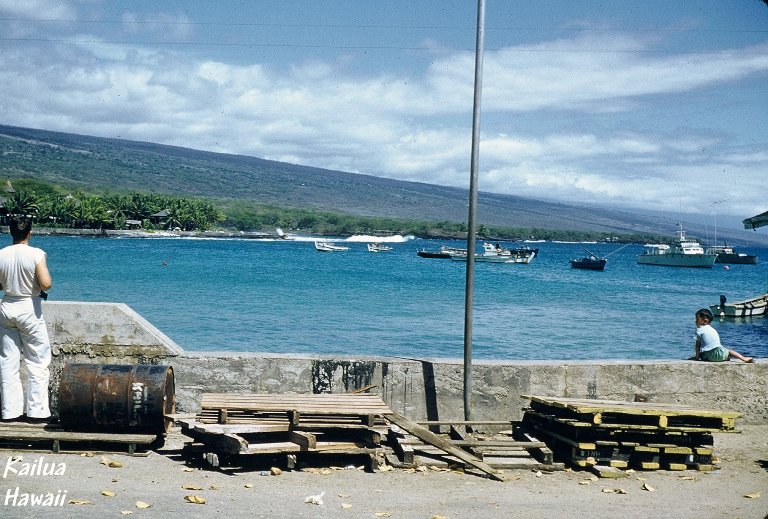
[1,124,765,245]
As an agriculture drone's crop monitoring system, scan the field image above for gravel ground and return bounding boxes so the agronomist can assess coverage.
[1,425,767,519]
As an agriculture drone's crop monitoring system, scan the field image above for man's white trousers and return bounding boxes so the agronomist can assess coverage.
[0,296,51,419]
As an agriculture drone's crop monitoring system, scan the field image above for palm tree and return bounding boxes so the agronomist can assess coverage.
[4,190,38,216]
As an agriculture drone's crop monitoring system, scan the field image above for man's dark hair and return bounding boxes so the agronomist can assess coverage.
[9,216,33,242]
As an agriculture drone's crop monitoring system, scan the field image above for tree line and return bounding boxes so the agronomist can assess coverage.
[3,180,224,231]
[3,178,656,243]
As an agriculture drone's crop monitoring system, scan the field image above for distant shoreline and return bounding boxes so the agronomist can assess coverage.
[27,227,287,240]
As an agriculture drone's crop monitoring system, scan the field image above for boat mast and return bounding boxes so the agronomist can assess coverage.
[463,0,486,422]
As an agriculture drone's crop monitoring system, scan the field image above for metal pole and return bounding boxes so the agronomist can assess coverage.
[463,0,486,422]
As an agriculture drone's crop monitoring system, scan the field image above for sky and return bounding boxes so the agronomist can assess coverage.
[1,1,767,222]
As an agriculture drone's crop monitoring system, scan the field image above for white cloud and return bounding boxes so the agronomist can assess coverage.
[0,18,766,217]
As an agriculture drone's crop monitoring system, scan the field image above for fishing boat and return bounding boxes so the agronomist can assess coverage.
[367,242,393,253]
[451,242,538,264]
[417,245,467,259]
[636,224,716,268]
[705,244,758,265]
[710,293,768,318]
[314,241,349,252]
[570,255,607,271]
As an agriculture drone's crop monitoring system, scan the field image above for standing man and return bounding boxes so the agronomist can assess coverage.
[0,216,52,423]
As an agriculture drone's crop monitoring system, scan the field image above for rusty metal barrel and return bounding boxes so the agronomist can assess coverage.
[58,363,175,434]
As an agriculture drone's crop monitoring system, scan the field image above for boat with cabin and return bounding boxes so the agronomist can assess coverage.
[570,254,607,271]
[705,243,758,265]
[710,293,768,318]
[636,225,717,268]
[451,242,538,264]
[417,245,467,259]
[367,242,393,253]
[314,241,349,252]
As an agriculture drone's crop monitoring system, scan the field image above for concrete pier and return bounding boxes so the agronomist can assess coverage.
[39,302,768,424]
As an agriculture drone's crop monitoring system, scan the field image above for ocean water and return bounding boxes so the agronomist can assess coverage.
[33,234,768,361]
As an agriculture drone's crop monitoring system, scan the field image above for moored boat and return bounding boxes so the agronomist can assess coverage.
[367,242,393,253]
[314,241,349,252]
[451,242,538,264]
[710,293,768,318]
[705,244,758,265]
[570,255,607,271]
[417,245,467,259]
[637,225,716,268]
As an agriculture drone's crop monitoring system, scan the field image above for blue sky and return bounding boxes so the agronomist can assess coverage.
[1,1,766,222]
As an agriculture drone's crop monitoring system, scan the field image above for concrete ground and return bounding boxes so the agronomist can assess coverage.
[1,425,767,519]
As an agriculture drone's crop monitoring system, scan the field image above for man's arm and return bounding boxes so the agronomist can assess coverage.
[35,256,52,291]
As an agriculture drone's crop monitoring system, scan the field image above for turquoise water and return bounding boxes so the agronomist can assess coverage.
[34,235,768,361]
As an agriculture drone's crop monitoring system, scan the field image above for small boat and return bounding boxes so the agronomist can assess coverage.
[417,245,467,259]
[710,293,768,318]
[637,224,716,268]
[451,242,537,264]
[705,244,758,265]
[314,241,349,252]
[367,242,393,253]
[570,255,607,271]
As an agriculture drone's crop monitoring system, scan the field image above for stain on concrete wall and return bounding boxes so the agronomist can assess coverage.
[311,360,378,393]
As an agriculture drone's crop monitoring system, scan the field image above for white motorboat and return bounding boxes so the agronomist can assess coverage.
[314,241,349,252]
[417,245,467,259]
[451,242,538,264]
[367,242,393,253]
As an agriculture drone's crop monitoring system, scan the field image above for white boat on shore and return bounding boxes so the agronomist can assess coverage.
[314,241,349,252]
[367,242,393,253]
[637,224,716,268]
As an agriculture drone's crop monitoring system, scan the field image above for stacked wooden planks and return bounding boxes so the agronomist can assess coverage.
[197,393,392,427]
[181,393,393,469]
[520,396,741,473]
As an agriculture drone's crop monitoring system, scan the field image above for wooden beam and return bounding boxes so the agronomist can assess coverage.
[288,431,317,450]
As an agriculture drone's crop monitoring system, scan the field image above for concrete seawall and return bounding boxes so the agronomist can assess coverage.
[35,302,768,424]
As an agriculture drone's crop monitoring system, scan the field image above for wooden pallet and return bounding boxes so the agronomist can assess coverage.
[180,418,381,455]
[199,393,392,427]
[185,393,395,471]
[525,396,741,431]
[179,418,385,471]
[0,422,156,455]
[520,396,728,472]
[522,410,716,446]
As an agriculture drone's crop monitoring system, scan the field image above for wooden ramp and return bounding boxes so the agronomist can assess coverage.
[385,419,562,475]
[0,422,157,455]
[520,396,738,473]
